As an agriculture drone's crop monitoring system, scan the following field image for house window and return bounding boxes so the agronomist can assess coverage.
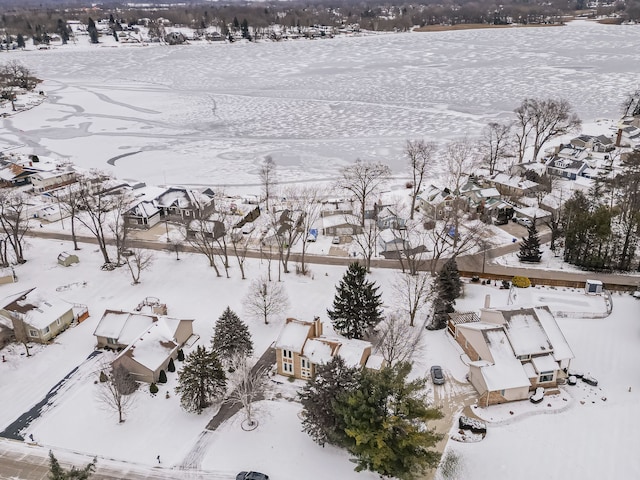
[56,319,61,326]
[300,358,311,379]
[43,326,50,334]
[107,338,118,345]
[282,349,294,374]
[517,354,531,361]
[29,329,38,337]
[539,372,554,383]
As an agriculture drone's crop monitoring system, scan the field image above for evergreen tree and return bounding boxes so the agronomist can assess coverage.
[334,363,443,479]
[175,346,226,414]
[17,33,25,49]
[241,19,250,39]
[429,258,461,330]
[298,356,360,447]
[212,306,254,365]
[167,357,176,372]
[518,218,542,262]
[87,18,99,44]
[158,369,167,383]
[327,262,384,339]
[48,451,96,479]
[177,348,185,361]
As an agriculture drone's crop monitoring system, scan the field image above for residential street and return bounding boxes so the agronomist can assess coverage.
[3,228,637,479]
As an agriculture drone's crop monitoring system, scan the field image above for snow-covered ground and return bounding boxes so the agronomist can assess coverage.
[1,19,640,480]
[1,20,638,189]
[1,235,639,479]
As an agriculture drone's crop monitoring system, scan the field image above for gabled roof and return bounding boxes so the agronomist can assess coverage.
[275,320,311,353]
[93,310,159,345]
[0,288,72,329]
[477,329,531,391]
[114,319,180,371]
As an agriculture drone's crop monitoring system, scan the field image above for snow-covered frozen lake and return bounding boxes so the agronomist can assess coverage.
[4,20,640,188]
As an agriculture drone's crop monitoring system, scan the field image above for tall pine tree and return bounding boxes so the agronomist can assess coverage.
[175,346,226,414]
[298,356,361,447]
[430,257,462,330]
[334,362,443,479]
[327,262,383,339]
[518,218,542,262]
[212,306,254,365]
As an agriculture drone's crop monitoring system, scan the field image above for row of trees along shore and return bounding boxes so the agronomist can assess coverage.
[2,0,640,45]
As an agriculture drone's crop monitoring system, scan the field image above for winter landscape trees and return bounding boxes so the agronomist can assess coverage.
[212,306,254,366]
[48,451,96,480]
[299,359,443,479]
[327,262,384,339]
[175,346,226,414]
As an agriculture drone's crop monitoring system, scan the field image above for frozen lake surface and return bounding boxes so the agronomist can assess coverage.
[4,20,639,188]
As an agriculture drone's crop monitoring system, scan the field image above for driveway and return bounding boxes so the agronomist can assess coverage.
[422,372,478,480]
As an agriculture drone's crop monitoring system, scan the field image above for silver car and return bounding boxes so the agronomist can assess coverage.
[430,365,445,385]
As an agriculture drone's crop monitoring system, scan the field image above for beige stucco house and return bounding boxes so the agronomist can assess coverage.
[111,317,193,383]
[0,288,79,344]
[451,304,574,406]
[274,317,383,380]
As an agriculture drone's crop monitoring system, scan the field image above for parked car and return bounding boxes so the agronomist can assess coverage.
[515,217,533,228]
[236,472,269,480]
[332,236,340,244]
[430,365,445,385]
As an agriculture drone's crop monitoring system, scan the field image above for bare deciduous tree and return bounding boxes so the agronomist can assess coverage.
[184,219,223,276]
[375,313,422,365]
[108,190,134,266]
[0,191,29,264]
[481,122,512,175]
[336,159,391,226]
[124,249,155,284]
[244,276,289,324]
[96,364,138,423]
[351,219,378,272]
[259,155,277,212]
[514,97,582,162]
[268,201,305,276]
[74,172,123,265]
[444,140,480,250]
[392,271,432,327]
[56,185,82,251]
[283,184,324,276]
[226,358,269,428]
[405,139,437,220]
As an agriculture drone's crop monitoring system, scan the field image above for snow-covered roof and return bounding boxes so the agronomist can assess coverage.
[1,288,72,330]
[532,354,558,374]
[334,337,370,368]
[115,319,179,371]
[535,306,574,362]
[503,310,552,357]
[304,338,334,364]
[93,311,158,345]
[480,329,531,391]
[275,320,311,353]
[378,229,403,243]
[322,214,359,228]
[365,354,385,370]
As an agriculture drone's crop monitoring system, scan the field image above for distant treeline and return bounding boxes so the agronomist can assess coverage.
[1,0,639,37]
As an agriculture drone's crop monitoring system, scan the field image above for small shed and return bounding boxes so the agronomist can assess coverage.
[58,252,79,267]
[585,279,603,295]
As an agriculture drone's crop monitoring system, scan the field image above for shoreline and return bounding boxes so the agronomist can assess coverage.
[414,22,568,33]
